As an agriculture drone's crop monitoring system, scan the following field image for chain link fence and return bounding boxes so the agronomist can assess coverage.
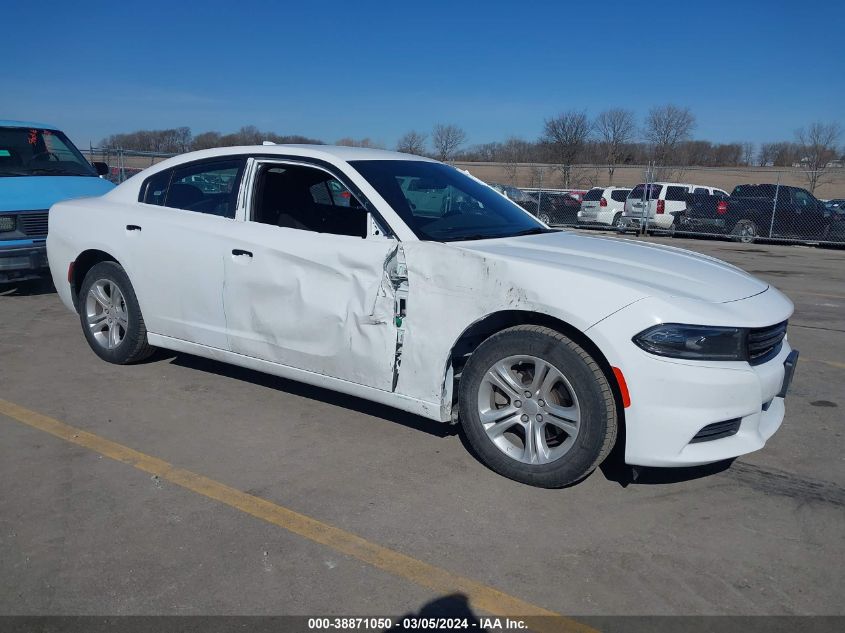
[86,147,176,184]
[455,162,845,246]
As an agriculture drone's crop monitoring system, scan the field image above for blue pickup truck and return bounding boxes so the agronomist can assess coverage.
[0,121,114,283]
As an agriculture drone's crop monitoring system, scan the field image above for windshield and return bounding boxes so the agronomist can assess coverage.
[0,127,97,177]
[349,160,551,241]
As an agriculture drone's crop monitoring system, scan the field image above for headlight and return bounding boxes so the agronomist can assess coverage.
[633,324,745,361]
[0,216,15,232]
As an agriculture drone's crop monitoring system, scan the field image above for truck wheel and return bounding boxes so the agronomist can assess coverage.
[78,261,155,364]
[458,325,617,488]
[731,220,758,244]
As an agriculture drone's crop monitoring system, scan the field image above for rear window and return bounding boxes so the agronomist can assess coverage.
[666,186,689,201]
[583,188,604,201]
[732,184,776,198]
[610,189,630,202]
[629,184,663,200]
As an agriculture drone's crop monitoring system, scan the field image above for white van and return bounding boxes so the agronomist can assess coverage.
[578,186,632,227]
[621,182,727,232]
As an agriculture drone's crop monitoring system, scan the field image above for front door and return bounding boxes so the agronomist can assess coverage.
[222,159,401,391]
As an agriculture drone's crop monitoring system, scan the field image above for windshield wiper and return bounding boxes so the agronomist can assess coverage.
[508,227,555,237]
[26,167,87,176]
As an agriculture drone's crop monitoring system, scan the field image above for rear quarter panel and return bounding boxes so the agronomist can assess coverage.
[47,197,131,313]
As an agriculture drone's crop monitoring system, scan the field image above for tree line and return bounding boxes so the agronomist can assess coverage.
[99,108,842,192]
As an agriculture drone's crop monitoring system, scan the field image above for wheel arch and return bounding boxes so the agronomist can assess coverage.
[444,310,626,439]
[70,249,121,311]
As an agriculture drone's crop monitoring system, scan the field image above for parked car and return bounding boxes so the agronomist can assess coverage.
[488,183,538,214]
[620,182,721,232]
[48,146,797,488]
[0,120,113,283]
[578,186,632,227]
[824,199,845,216]
[535,191,582,225]
[674,184,833,243]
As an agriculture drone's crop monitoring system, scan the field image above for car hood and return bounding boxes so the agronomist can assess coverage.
[455,231,769,304]
[0,175,114,212]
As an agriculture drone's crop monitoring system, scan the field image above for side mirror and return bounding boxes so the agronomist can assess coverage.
[93,162,109,176]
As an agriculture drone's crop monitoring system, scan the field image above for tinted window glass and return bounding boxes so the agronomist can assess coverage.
[252,163,366,238]
[629,184,663,200]
[693,187,709,194]
[666,186,688,201]
[166,159,244,217]
[350,160,548,242]
[583,188,603,201]
[611,189,630,202]
[794,190,813,207]
[732,184,776,198]
[141,170,172,206]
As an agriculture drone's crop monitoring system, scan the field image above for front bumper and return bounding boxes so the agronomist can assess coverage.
[0,241,49,282]
[586,290,795,467]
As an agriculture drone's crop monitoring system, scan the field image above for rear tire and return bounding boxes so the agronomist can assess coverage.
[458,325,617,488]
[78,261,155,364]
[611,212,623,229]
[731,219,758,243]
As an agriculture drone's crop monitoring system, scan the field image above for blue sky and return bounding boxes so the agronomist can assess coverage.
[4,0,844,148]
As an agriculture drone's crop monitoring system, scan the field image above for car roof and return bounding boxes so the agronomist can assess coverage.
[155,144,436,166]
[0,119,61,130]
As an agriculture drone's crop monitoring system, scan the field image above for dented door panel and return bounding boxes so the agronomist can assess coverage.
[222,222,402,391]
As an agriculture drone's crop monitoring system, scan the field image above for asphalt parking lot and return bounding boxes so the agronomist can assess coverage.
[1,234,843,621]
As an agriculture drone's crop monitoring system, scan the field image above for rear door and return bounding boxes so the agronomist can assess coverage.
[126,157,246,349]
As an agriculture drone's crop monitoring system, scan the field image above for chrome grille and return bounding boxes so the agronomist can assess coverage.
[747,321,787,365]
[19,211,49,238]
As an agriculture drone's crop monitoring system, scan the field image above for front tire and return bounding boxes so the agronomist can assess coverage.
[458,325,617,487]
[78,261,155,364]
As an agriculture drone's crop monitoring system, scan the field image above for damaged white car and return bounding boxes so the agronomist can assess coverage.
[47,146,798,487]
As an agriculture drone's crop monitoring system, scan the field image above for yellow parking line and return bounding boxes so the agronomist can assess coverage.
[0,398,595,633]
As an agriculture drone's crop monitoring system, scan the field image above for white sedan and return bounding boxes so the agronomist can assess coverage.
[47,145,798,487]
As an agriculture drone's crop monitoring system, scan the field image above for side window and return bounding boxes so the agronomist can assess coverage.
[251,163,367,238]
[165,158,245,218]
[610,190,629,202]
[140,169,172,206]
[693,187,709,194]
[666,186,688,201]
[794,190,813,208]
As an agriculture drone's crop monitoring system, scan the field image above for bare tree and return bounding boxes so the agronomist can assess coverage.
[796,122,842,193]
[431,124,466,162]
[501,137,530,184]
[542,110,590,188]
[644,104,695,165]
[396,130,428,155]
[593,108,635,184]
[741,142,755,166]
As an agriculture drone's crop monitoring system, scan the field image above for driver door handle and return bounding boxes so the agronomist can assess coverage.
[232,249,253,257]
[126,224,142,231]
